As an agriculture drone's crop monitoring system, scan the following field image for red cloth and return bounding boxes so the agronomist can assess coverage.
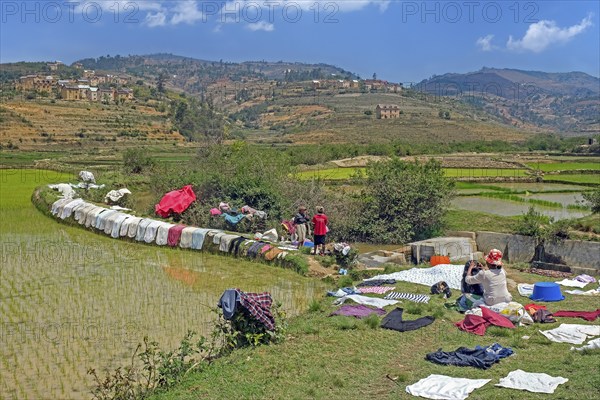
[524,303,547,315]
[312,214,329,236]
[155,185,196,218]
[553,309,600,321]
[455,307,514,336]
[167,224,186,247]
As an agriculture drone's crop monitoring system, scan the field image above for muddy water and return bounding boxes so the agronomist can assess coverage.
[525,192,587,207]
[0,170,323,400]
[451,196,589,220]
[489,182,590,192]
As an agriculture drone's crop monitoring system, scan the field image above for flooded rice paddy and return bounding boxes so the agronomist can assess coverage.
[0,170,323,399]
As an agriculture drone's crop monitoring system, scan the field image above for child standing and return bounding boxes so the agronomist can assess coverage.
[311,206,328,256]
[293,206,311,249]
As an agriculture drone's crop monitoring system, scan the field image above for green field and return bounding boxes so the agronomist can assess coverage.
[0,170,322,399]
[528,162,600,172]
[544,174,600,185]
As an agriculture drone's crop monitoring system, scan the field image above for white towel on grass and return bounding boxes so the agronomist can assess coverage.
[365,264,463,290]
[333,295,398,309]
[406,374,490,399]
[556,279,588,288]
[571,338,600,351]
[155,223,176,246]
[496,370,568,394]
[539,324,600,344]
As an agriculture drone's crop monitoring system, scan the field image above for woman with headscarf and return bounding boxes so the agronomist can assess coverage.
[464,249,512,306]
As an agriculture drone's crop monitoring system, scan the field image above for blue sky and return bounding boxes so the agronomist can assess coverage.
[1,1,599,82]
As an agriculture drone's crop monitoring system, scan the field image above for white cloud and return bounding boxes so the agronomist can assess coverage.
[145,11,167,27]
[476,34,495,51]
[247,21,275,32]
[170,0,204,25]
[507,15,593,53]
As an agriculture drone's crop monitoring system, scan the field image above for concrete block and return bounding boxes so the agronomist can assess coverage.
[476,231,535,264]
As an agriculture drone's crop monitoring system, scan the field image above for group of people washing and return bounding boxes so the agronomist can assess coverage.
[292,205,328,255]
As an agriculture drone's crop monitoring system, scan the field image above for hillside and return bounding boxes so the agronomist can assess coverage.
[75,53,358,95]
[416,68,600,134]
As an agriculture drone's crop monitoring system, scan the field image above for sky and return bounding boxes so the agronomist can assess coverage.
[1,0,599,83]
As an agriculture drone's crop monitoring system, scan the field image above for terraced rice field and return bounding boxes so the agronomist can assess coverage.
[0,170,323,399]
[543,174,600,185]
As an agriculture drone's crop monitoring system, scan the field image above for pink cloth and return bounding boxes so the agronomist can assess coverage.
[359,286,396,295]
[167,225,186,247]
[155,185,196,218]
[210,208,222,216]
[455,307,514,336]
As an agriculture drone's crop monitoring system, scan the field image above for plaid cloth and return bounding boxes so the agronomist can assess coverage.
[359,286,396,295]
[238,289,276,331]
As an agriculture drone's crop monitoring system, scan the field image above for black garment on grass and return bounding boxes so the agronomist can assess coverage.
[358,279,396,287]
[425,344,513,370]
[380,308,435,332]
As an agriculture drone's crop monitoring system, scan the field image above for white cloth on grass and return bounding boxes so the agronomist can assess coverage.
[517,283,534,297]
[74,203,94,223]
[135,219,153,241]
[333,294,398,309]
[556,279,588,288]
[212,231,228,245]
[155,223,176,246]
[539,324,600,345]
[96,210,117,230]
[120,216,141,237]
[79,170,95,183]
[105,188,131,203]
[60,198,85,219]
[51,198,71,215]
[144,220,162,243]
[571,338,600,351]
[219,234,240,252]
[111,214,130,239]
[365,264,463,290]
[405,374,490,399]
[496,370,568,394]
[48,183,75,198]
[85,207,104,228]
[179,227,198,249]
[565,288,600,296]
[110,205,131,211]
[104,212,124,235]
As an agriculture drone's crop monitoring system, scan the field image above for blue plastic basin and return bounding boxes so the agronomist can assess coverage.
[530,282,564,302]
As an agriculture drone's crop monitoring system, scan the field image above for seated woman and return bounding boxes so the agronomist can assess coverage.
[464,249,512,306]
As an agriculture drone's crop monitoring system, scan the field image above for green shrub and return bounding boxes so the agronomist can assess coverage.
[281,254,309,275]
[583,188,600,213]
[123,148,155,174]
[363,314,380,329]
[337,275,354,288]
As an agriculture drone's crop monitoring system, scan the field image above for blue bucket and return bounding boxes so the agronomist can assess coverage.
[530,282,564,302]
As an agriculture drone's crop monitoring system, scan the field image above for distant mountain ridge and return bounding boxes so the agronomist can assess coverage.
[416,68,600,134]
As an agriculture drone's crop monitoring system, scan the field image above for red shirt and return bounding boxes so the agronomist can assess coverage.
[312,214,328,236]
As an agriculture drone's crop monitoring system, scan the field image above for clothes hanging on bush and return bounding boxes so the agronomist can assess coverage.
[217,289,276,331]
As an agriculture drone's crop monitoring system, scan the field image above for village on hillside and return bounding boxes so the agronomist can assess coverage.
[14,61,134,103]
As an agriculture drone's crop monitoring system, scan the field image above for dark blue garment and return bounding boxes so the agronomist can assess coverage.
[426,343,513,369]
[217,289,240,320]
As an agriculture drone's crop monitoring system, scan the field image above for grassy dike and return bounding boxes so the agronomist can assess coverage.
[147,270,600,400]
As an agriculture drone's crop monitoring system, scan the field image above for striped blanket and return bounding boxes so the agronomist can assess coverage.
[384,292,430,304]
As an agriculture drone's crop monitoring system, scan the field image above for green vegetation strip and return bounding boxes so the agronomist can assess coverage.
[544,174,600,185]
[476,192,590,210]
[527,162,600,172]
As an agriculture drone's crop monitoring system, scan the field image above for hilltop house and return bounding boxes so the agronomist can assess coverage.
[376,104,401,119]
